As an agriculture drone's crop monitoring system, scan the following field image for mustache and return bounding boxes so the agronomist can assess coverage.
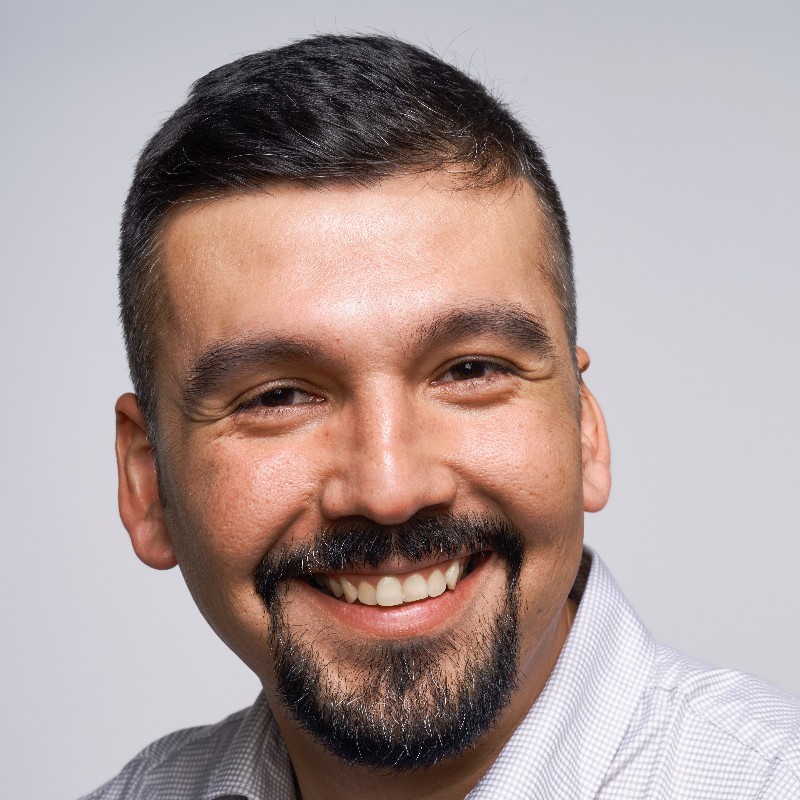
[253,513,524,609]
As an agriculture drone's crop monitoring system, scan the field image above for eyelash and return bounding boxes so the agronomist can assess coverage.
[435,358,516,383]
[233,358,516,416]
[235,386,317,415]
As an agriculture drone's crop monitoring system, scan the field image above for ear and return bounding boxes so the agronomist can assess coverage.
[576,348,611,512]
[115,393,177,569]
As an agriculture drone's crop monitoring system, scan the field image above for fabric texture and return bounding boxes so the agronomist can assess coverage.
[80,550,800,799]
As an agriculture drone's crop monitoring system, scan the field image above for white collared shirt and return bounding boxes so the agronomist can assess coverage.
[81,550,800,799]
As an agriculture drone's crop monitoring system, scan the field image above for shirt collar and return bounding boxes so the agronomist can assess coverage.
[468,548,658,798]
[206,692,295,800]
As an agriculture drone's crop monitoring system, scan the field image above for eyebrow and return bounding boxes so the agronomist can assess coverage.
[416,304,554,358]
[182,303,554,408]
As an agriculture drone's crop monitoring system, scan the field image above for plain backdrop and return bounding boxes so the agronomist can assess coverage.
[1,2,797,797]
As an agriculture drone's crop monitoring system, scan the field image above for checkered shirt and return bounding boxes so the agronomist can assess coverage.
[80,550,800,799]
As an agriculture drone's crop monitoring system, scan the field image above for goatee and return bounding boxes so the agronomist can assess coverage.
[253,514,524,770]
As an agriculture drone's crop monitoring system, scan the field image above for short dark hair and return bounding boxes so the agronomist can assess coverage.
[120,34,575,430]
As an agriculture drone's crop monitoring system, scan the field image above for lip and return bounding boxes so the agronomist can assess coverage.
[290,551,500,638]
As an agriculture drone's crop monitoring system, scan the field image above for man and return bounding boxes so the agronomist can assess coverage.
[86,34,800,799]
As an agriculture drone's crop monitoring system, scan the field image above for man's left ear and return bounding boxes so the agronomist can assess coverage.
[576,347,611,512]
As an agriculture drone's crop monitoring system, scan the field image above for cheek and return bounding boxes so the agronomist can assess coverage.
[161,437,322,639]
[449,399,584,525]
[445,398,585,638]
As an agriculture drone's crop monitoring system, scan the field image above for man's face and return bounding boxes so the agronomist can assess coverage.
[125,173,607,768]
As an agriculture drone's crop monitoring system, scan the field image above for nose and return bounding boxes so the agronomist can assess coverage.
[320,388,458,525]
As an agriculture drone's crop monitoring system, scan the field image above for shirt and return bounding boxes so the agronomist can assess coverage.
[80,550,800,799]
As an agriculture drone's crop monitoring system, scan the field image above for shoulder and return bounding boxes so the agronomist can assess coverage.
[610,645,800,797]
[78,706,252,800]
[652,645,800,764]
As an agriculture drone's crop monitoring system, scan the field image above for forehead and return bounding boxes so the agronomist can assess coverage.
[158,174,563,361]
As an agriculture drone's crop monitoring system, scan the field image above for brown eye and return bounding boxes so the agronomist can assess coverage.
[258,388,311,406]
[240,387,315,412]
[450,361,488,380]
[440,360,511,383]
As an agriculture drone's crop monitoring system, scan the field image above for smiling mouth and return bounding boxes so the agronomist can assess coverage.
[304,551,490,607]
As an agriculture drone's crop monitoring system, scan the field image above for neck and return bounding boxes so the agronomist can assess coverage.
[271,598,577,800]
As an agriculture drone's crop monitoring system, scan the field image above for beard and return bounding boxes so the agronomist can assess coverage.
[253,514,524,770]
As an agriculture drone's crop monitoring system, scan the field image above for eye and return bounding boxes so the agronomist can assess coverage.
[437,359,513,383]
[238,386,316,412]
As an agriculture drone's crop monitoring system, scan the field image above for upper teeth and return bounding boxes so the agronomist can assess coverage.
[318,559,465,607]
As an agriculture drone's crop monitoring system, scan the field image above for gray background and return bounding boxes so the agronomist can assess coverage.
[2,2,797,797]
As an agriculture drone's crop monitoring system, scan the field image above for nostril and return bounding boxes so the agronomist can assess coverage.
[319,431,458,524]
